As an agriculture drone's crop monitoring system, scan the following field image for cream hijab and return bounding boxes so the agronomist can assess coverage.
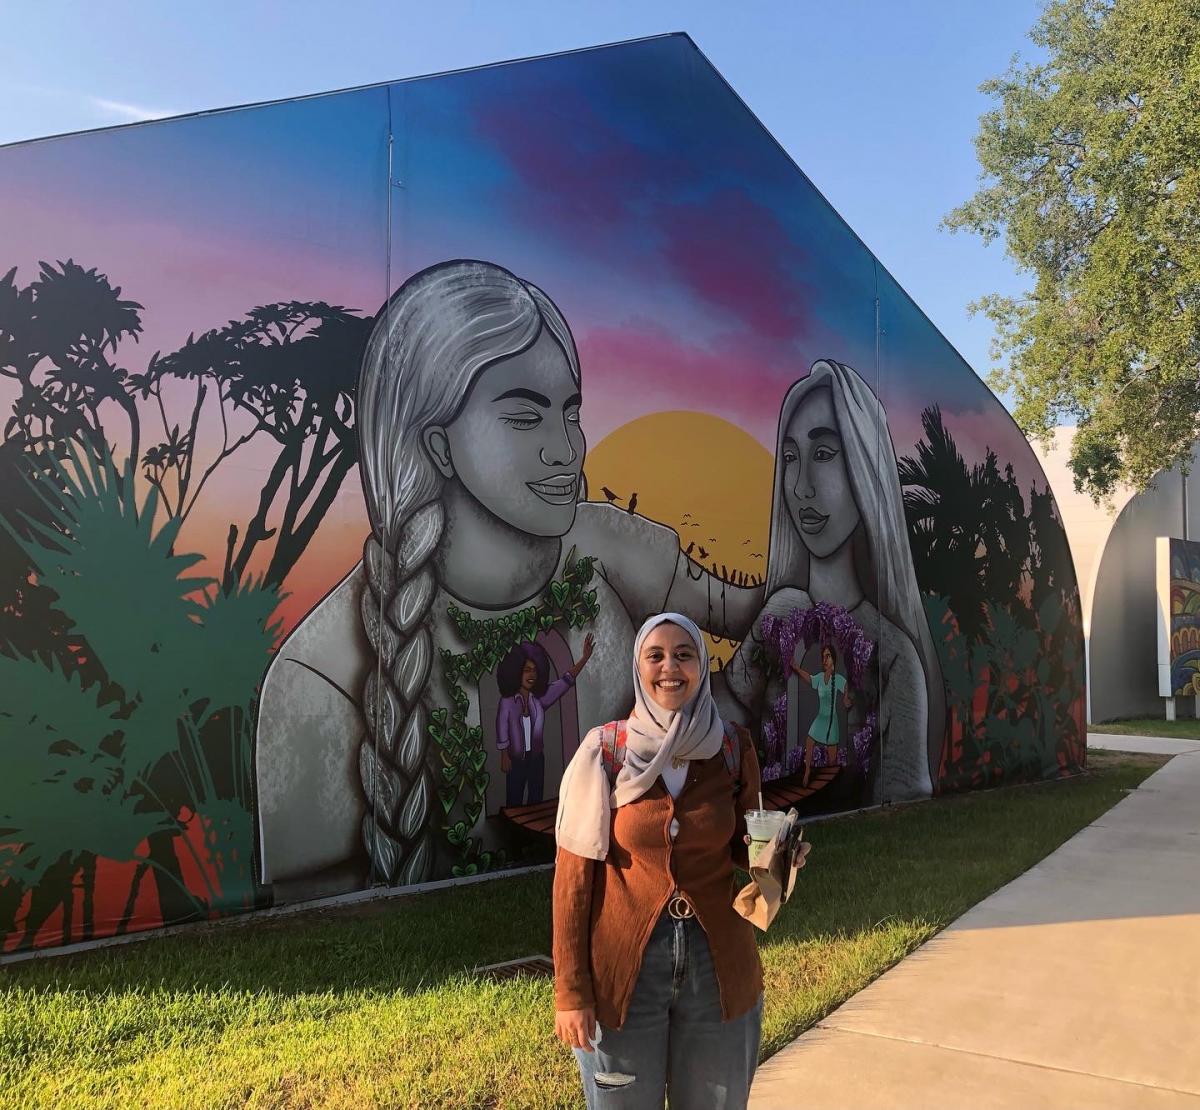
[554,612,726,861]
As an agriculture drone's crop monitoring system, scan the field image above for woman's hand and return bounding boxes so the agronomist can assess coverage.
[500,749,512,774]
[555,1007,598,1052]
[570,633,596,677]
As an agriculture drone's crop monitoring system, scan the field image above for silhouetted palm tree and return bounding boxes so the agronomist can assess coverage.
[899,405,1029,643]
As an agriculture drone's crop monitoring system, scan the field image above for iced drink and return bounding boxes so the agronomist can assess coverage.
[744,809,787,867]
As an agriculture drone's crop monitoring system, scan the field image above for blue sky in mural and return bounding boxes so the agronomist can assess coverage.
[1,28,1047,501]
[3,0,1045,391]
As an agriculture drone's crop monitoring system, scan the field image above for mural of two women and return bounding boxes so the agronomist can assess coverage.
[254,258,943,899]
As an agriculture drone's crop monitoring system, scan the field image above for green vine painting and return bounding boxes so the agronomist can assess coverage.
[437,550,599,875]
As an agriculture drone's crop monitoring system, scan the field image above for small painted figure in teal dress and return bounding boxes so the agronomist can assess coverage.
[791,644,853,787]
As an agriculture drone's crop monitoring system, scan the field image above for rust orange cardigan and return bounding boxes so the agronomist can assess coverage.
[552,730,763,1030]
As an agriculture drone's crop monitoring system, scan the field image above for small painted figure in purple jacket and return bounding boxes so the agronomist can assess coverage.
[496,633,595,808]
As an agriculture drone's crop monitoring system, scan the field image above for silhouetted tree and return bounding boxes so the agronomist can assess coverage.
[135,301,372,589]
[0,261,146,670]
[0,260,144,463]
[899,405,1029,643]
[900,405,1084,789]
[0,262,373,944]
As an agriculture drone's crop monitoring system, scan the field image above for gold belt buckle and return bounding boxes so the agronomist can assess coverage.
[667,893,694,920]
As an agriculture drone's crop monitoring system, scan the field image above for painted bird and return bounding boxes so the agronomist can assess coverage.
[601,487,623,503]
[685,541,695,556]
[697,545,709,560]
[627,492,638,514]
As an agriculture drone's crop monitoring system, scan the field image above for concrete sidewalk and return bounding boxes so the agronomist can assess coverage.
[751,745,1200,1108]
[1087,731,1200,755]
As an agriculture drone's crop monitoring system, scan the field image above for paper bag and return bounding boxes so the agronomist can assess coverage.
[733,809,812,931]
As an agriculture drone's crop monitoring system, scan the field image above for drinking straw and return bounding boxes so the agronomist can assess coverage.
[759,790,764,812]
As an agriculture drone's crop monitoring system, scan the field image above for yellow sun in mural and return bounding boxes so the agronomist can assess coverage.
[585,411,775,665]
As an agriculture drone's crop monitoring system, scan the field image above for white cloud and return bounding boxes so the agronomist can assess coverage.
[89,96,175,123]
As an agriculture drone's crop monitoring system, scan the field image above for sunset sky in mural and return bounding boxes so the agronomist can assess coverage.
[0,35,1046,633]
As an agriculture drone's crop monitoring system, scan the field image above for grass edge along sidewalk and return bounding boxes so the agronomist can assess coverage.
[1090,716,1200,740]
[0,750,1165,1110]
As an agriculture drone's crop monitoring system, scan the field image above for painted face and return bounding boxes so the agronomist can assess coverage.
[638,623,702,714]
[520,658,538,692]
[822,647,834,674]
[780,385,861,559]
[439,328,585,538]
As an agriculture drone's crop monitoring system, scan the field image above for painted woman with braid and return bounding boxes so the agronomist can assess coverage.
[255,260,765,898]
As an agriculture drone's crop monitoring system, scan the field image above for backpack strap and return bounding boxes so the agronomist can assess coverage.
[601,718,741,792]
[599,720,628,786]
[721,720,744,794]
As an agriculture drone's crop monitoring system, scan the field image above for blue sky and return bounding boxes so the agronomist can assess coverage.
[2,0,1044,387]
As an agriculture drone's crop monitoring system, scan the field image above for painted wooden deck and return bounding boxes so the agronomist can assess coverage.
[499,764,842,837]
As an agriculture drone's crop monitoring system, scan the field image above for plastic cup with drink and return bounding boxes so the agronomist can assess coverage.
[744,799,788,869]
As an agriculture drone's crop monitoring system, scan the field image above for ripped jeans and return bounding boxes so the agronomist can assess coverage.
[573,913,763,1109]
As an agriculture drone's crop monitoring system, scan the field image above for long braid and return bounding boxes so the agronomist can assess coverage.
[354,259,581,886]
[358,500,443,884]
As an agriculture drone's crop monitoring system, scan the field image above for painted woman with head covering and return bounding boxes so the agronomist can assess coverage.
[553,613,765,1108]
[725,359,945,803]
[255,260,765,897]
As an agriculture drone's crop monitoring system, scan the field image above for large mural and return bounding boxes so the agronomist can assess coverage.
[1157,537,1200,698]
[0,34,1086,950]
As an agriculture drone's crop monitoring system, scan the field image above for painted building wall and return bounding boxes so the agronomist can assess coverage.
[1032,428,1134,637]
[0,34,1085,952]
[1089,449,1200,723]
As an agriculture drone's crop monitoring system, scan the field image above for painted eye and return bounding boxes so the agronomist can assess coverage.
[812,445,840,462]
[782,449,797,464]
[565,409,581,426]
[501,412,542,429]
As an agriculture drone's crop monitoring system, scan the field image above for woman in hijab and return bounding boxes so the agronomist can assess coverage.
[553,612,763,1108]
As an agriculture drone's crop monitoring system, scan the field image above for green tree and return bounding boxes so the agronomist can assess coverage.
[945,0,1200,498]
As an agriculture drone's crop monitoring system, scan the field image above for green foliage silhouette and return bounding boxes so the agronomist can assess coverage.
[0,444,280,947]
[902,406,1085,790]
[0,258,367,949]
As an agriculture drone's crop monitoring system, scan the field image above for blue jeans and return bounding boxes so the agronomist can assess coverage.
[573,913,763,1108]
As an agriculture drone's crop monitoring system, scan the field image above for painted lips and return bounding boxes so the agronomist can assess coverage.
[527,474,579,505]
[797,508,829,535]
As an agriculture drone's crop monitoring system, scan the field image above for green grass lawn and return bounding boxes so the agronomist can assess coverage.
[1090,716,1200,739]
[0,750,1166,1110]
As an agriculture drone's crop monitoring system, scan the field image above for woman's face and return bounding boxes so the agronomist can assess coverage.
[638,623,703,714]
[822,647,834,674]
[432,329,585,538]
[780,385,861,559]
[520,659,538,692]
